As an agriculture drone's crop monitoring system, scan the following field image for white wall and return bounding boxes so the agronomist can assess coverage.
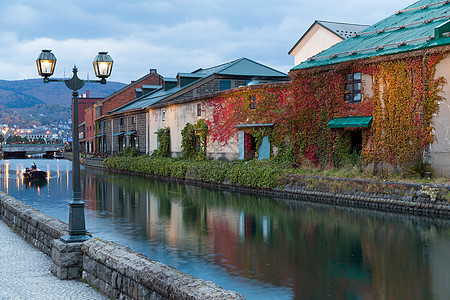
[431,55,450,178]
[148,100,239,160]
[290,24,343,66]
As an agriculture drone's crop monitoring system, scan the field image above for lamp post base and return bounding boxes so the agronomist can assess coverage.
[60,234,90,243]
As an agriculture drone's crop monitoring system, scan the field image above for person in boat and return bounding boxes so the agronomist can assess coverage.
[25,163,37,173]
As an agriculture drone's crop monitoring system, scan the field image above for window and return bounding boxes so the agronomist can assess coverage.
[249,96,256,110]
[119,117,124,126]
[162,110,166,121]
[344,72,362,103]
[131,116,136,124]
[219,80,231,91]
[197,103,202,116]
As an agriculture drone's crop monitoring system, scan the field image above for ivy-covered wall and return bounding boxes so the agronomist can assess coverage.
[206,52,447,176]
[364,54,446,175]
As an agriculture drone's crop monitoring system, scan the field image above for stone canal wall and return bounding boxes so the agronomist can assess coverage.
[65,153,105,169]
[82,238,243,300]
[0,191,244,299]
[185,174,450,217]
[79,156,450,216]
[0,192,67,256]
[275,175,450,217]
[81,157,105,169]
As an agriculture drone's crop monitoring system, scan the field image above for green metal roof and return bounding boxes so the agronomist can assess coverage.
[195,58,288,78]
[111,58,288,114]
[292,0,450,70]
[327,116,373,128]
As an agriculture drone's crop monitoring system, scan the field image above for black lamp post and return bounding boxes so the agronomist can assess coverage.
[36,49,113,243]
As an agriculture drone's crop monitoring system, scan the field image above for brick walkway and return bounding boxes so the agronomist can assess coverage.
[0,220,107,300]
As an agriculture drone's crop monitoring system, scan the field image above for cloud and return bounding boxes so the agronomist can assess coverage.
[0,0,414,83]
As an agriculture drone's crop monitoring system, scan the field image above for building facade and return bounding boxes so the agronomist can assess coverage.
[101,58,289,157]
[290,0,450,177]
[83,69,162,154]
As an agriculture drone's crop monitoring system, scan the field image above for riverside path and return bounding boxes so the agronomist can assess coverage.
[0,219,107,300]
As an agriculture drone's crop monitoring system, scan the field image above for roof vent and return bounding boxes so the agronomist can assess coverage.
[247,80,260,86]
[434,19,450,40]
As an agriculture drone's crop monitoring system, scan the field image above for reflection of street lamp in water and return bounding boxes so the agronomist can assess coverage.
[36,49,113,243]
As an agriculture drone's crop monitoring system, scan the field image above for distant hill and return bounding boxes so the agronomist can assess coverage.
[0,78,126,108]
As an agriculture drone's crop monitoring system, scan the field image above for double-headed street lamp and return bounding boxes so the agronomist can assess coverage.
[36,49,113,243]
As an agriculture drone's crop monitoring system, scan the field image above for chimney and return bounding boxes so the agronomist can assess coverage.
[150,69,157,74]
[86,90,90,98]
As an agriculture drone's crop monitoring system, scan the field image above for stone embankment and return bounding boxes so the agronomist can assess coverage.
[0,192,244,300]
[81,157,450,218]
[0,193,67,256]
[276,175,450,217]
[83,238,243,299]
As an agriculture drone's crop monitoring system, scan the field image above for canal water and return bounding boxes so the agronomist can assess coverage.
[1,159,449,299]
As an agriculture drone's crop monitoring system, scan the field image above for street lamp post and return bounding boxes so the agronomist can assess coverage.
[36,49,113,243]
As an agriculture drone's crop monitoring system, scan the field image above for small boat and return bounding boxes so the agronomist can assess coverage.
[54,150,64,159]
[23,163,47,180]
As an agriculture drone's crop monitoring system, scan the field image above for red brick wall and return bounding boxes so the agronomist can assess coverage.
[101,73,162,115]
[85,106,95,152]
[77,97,102,125]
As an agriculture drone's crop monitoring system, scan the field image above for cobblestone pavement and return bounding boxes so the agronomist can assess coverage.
[0,220,107,300]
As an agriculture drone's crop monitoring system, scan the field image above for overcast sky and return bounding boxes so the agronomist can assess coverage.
[1,0,414,83]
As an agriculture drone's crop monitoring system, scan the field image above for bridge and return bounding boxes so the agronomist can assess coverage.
[1,144,66,159]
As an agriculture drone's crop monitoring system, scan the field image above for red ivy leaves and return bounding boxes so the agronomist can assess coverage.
[205,53,445,170]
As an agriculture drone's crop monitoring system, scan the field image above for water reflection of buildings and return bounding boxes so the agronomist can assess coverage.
[80,169,450,299]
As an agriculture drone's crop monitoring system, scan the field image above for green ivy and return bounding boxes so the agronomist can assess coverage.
[181,119,209,160]
[153,127,170,157]
[115,147,141,157]
[195,119,209,159]
[181,123,196,159]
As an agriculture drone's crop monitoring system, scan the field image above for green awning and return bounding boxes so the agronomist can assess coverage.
[113,132,125,136]
[328,116,373,128]
[124,131,136,136]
